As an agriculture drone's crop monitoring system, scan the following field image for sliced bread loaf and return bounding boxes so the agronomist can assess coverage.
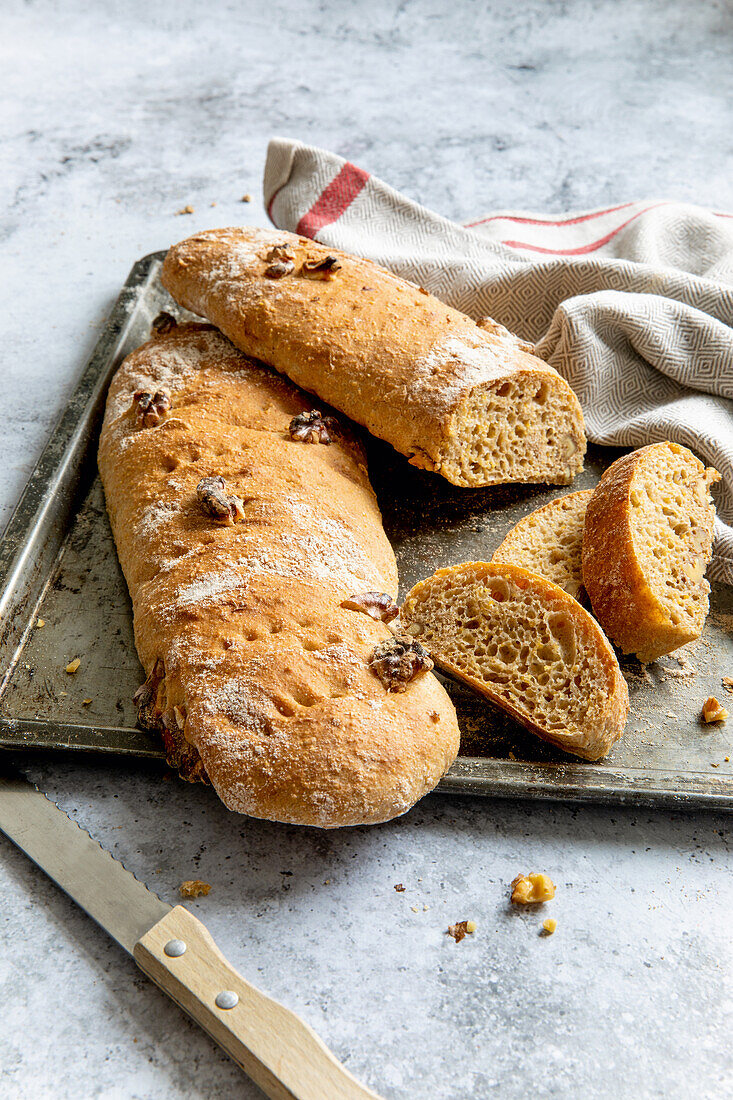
[582,442,720,662]
[161,227,587,488]
[491,490,592,601]
[400,563,628,761]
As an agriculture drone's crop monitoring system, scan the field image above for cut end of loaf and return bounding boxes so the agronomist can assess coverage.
[630,450,718,657]
[401,563,628,761]
[492,490,592,601]
[436,373,586,487]
[582,441,720,662]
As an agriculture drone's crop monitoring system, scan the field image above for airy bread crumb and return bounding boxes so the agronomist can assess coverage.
[492,490,592,601]
[400,562,628,761]
[582,442,719,662]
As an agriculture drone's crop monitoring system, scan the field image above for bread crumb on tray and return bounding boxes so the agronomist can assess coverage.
[179,880,211,898]
[541,918,558,935]
[702,697,729,724]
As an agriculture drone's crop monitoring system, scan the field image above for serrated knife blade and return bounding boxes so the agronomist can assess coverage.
[0,768,382,1100]
[0,770,169,951]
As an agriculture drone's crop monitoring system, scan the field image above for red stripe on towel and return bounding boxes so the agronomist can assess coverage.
[465,201,640,230]
[296,163,370,238]
[501,203,669,255]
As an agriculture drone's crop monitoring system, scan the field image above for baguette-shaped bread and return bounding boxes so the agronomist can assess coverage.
[492,490,592,601]
[582,442,720,662]
[400,563,628,761]
[161,227,586,488]
[98,321,460,827]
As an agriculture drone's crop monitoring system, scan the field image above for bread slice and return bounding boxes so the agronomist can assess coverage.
[582,441,720,662]
[400,563,628,761]
[491,490,592,601]
[161,227,586,488]
[98,320,460,827]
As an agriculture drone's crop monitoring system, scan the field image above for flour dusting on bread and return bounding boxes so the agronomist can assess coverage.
[98,321,460,826]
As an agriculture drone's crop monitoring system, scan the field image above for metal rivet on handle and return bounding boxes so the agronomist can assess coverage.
[164,939,187,957]
[215,990,239,1010]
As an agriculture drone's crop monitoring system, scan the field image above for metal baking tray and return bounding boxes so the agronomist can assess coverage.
[1,253,731,811]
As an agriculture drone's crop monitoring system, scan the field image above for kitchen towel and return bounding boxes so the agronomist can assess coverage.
[264,138,733,584]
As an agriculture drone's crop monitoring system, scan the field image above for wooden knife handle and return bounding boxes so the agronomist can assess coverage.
[134,906,383,1100]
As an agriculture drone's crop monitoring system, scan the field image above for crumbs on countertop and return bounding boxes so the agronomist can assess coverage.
[510,873,556,904]
[447,920,477,943]
[179,880,211,898]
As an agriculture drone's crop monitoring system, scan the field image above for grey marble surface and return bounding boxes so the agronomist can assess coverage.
[1,1,732,1097]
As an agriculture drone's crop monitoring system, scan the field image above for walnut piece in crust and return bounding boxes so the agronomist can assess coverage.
[196,476,246,525]
[369,636,433,693]
[264,244,295,279]
[134,659,209,784]
[133,657,166,728]
[133,388,171,428]
[289,410,339,444]
[341,592,399,623]
[301,255,341,280]
[152,311,178,335]
[510,873,556,904]
[179,880,211,898]
[162,719,209,784]
[702,696,729,723]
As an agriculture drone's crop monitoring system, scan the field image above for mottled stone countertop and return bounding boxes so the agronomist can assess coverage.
[1,2,731,1098]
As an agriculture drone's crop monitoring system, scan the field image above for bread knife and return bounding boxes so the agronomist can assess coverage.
[0,770,382,1100]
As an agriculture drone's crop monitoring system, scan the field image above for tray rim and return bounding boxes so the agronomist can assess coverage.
[1,251,731,814]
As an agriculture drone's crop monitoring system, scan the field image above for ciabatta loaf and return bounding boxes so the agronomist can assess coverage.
[400,563,628,761]
[161,227,586,488]
[492,490,592,601]
[582,442,720,662]
[98,320,460,827]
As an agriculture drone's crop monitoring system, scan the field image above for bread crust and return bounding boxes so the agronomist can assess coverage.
[401,562,628,761]
[582,442,720,662]
[161,227,586,488]
[98,322,460,827]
